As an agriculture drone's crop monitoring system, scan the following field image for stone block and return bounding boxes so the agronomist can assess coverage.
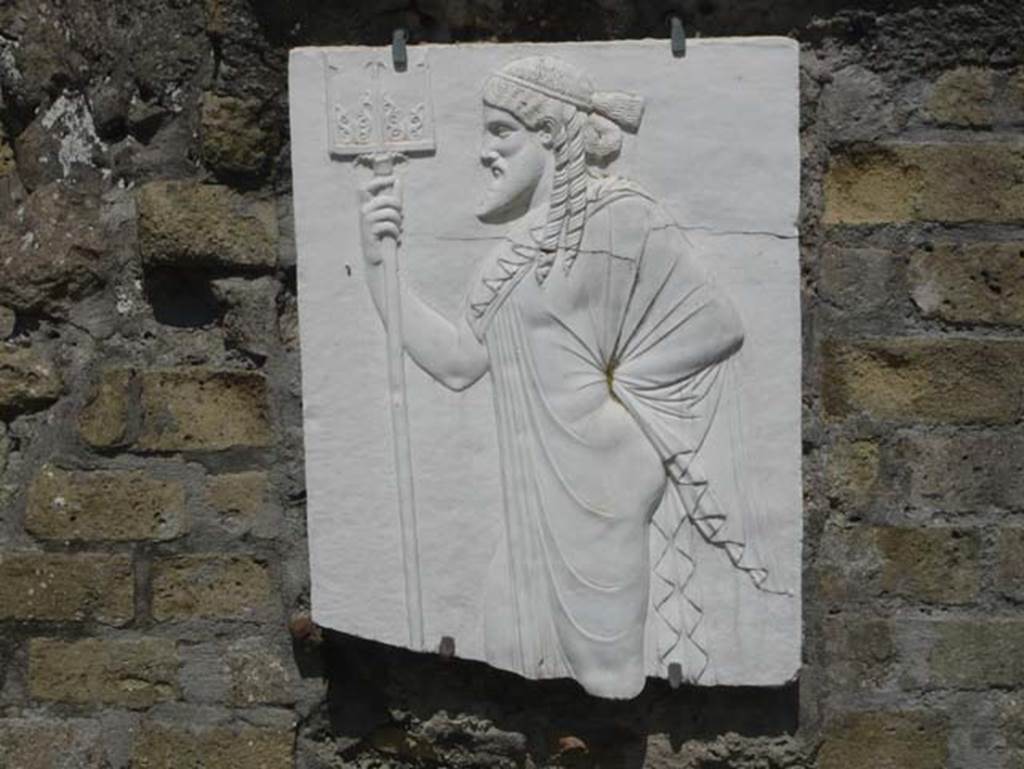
[825,439,880,509]
[824,142,1024,225]
[0,182,105,315]
[899,431,1024,513]
[29,638,179,707]
[0,126,14,176]
[823,616,896,692]
[996,528,1024,601]
[131,722,293,769]
[819,246,903,322]
[819,525,981,605]
[0,345,61,417]
[227,637,297,705]
[926,66,995,126]
[136,368,272,452]
[0,718,109,769]
[136,181,277,272]
[151,555,276,621]
[78,368,135,448]
[25,465,187,541]
[909,242,1024,325]
[200,93,279,178]
[0,552,133,624]
[211,276,280,361]
[204,471,276,537]
[927,620,1024,689]
[822,338,1024,424]
[873,527,981,605]
[818,711,949,769]
[0,305,15,338]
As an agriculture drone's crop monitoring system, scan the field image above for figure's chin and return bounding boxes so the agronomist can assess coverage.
[476,191,527,224]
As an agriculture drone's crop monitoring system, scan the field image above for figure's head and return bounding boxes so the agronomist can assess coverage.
[477,57,645,279]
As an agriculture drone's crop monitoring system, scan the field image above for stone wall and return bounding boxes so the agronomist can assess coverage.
[0,1,1022,767]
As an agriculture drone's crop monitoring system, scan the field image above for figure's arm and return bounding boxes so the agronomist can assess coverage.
[359,176,489,392]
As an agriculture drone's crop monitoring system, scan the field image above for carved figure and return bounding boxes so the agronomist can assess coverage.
[359,56,789,699]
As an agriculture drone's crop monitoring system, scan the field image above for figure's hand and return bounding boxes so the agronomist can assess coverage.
[359,175,403,267]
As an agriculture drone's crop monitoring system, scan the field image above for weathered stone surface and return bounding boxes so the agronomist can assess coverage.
[819,64,900,144]
[926,66,996,126]
[0,718,109,769]
[205,471,276,537]
[136,181,277,271]
[78,368,135,448]
[1004,700,1024,768]
[818,712,949,769]
[25,465,187,541]
[0,127,14,177]
[137,368,272,452]
[211,276,280,360]
[823,339,1024,424]
[152,555,276,621]
[0,344,62,416]
[0,182,105,314]
[819,246,904,323]
[200,93,279,178]
[824,143,1024,225]
[996,528,1024,602]
[131,723,293,769]
[0,552,133,624]
[0,305,14,338]
[928,620,1024,689]
[826,439,880,509]
[29,638,179,707]
[227,637,297,705]
[820,525,981,605]
[898,431,1024,513]
[823,617,896,693]
[910,242,1024,325]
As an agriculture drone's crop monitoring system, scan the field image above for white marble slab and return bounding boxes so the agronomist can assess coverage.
[290,39,801,698]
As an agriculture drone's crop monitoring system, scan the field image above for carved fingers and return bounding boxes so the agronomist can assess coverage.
[359,175,404,259]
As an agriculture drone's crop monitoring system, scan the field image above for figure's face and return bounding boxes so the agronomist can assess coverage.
[476,105,550,223]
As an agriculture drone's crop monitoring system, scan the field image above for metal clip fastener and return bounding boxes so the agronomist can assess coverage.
[393,28,408,71]
[669,16,686,58]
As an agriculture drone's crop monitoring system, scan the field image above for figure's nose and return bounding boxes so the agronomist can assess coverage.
[480,146,498,166]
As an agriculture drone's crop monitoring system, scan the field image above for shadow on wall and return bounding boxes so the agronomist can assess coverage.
[295,630,798,766]
[244,0,941,47]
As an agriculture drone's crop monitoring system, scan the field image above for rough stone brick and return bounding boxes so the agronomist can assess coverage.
[227,637,297,705]
[137,368,272,452]
[1004,700,1024,767]
[874,527,981,604]
[926,66,996,126]
[0,305,14,338]
[78,368,135,448]
[819,64,900,144]
[820,525,981,605]
[151,555,276,621]
[131,722,293,769]
[819,246,903,322]
[211,277,280,361]
[996,528,1024,601]
[818,712,949,769]
[822,339,1024,424]
[25,465,187,541]
[0,126,14,176]
[204,471,276,537]
[824,143,1024,225]
[928,620,1024,689]
[0,718,109,769]
[825,439,880,509]
[0,345,62,417]
[910,242,1024,325]
[897,431,1024,514]
[823,617,896,692]
[136,181,277,272]
[0,183,105,316]
[0,553,133,624]
[29,638,179,707]
[200,93,279,179]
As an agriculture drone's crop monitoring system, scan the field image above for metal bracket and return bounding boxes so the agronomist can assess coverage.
[669,15,686,58]
[392,28,408,71]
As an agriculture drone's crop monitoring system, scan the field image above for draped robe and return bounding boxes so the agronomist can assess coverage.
[464,179,777,698]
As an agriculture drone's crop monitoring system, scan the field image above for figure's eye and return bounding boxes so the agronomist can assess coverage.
[489,123,513,139]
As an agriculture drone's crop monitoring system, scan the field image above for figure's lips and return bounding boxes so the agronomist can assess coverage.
[489,164,504,179]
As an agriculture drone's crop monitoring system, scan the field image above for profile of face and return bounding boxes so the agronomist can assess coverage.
[476,105,553,223]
